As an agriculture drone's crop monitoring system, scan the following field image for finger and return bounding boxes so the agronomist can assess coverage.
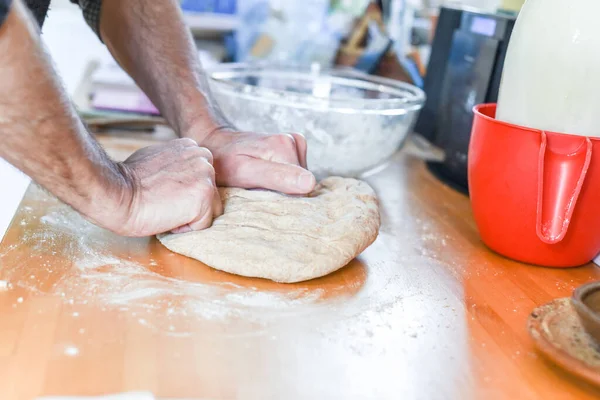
[188,207,214,231]
[237,158,316,194]
[171,185,220,233]
[183,146,213,165]
[202,162,221,217]
[212,186,223,217]
[201,147,214,165]
[176,137,199,147]
[268,134,301,165]
[171,225,193,234]
[289,132,308,169]
[188,167,220,230]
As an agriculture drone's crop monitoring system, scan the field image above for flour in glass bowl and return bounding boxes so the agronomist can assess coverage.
[214,91,418,179]
[208,65,424,179]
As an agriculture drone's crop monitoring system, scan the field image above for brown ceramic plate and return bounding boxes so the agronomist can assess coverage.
[573,282,600,345]
[528,298,600,388]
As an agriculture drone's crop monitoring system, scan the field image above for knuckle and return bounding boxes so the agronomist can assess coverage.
[187,152,212,167]
[184,146,214,163]
[197,158,216,176]
[197,180,216,198]
[290,132,306,144]
[177,138,199,147]
[271,134,296,149]
[204,164,217,182]
[198,146,214,163]
[190,213,212,231]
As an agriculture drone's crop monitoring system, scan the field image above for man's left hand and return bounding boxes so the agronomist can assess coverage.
[192,128,317,195]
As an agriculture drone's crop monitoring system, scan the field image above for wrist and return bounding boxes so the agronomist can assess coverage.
[174,88,235,145]
[74,157,134,234]
[182,119,235,148]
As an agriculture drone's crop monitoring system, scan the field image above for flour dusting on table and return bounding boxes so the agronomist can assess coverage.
[0,185,417,342]
[0,187,334,337]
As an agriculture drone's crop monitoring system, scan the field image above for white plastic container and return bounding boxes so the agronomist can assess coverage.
[496,0,600,137]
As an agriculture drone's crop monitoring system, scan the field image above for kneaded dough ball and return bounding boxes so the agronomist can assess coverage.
[157,177,381,283]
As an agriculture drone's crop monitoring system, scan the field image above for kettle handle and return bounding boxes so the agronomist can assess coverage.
[536,132,593,244]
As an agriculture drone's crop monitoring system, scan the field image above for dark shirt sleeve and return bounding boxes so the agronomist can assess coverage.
[0,0,12,30]
[70,0,102,40]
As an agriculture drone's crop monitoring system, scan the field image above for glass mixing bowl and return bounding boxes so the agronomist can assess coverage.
[208,63,426,178]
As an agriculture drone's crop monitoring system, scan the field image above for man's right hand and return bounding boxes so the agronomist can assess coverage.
[97,138,223,237]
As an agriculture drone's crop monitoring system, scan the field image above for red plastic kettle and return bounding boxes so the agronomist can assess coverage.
[468,104,600,267]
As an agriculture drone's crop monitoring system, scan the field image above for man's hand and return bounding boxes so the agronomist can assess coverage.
[102,139,222,237]
[0,2,223,238]
[99,1,316,196]
[197,129,316,195]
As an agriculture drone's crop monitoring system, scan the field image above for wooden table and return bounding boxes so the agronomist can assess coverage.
[1,133,600,400]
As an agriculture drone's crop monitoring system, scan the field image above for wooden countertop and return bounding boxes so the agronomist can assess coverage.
[1,133,600,400]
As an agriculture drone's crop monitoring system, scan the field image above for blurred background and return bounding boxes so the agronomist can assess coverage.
[40,0,527,186]
[163,1,520,84]
[47,0,525,93]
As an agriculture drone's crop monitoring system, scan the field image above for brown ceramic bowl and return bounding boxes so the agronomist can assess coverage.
[572,281,600,345]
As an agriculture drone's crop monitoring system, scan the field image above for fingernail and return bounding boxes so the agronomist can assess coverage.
[296,171,316,191]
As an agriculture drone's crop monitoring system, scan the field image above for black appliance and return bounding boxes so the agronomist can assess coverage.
[414,6,517,194]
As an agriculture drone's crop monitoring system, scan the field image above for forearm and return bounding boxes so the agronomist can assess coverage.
[96,0,315,195]
[99,0,231,141]
[0,0,127,225]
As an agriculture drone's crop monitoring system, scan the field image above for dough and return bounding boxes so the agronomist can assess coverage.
[157,177,380,283]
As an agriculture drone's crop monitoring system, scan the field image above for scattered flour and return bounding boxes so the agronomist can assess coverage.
[63,345,80,357]
[0,190,341,337]
[0,185,412,340]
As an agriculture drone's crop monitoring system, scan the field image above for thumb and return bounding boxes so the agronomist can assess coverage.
[237,158,316,194]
